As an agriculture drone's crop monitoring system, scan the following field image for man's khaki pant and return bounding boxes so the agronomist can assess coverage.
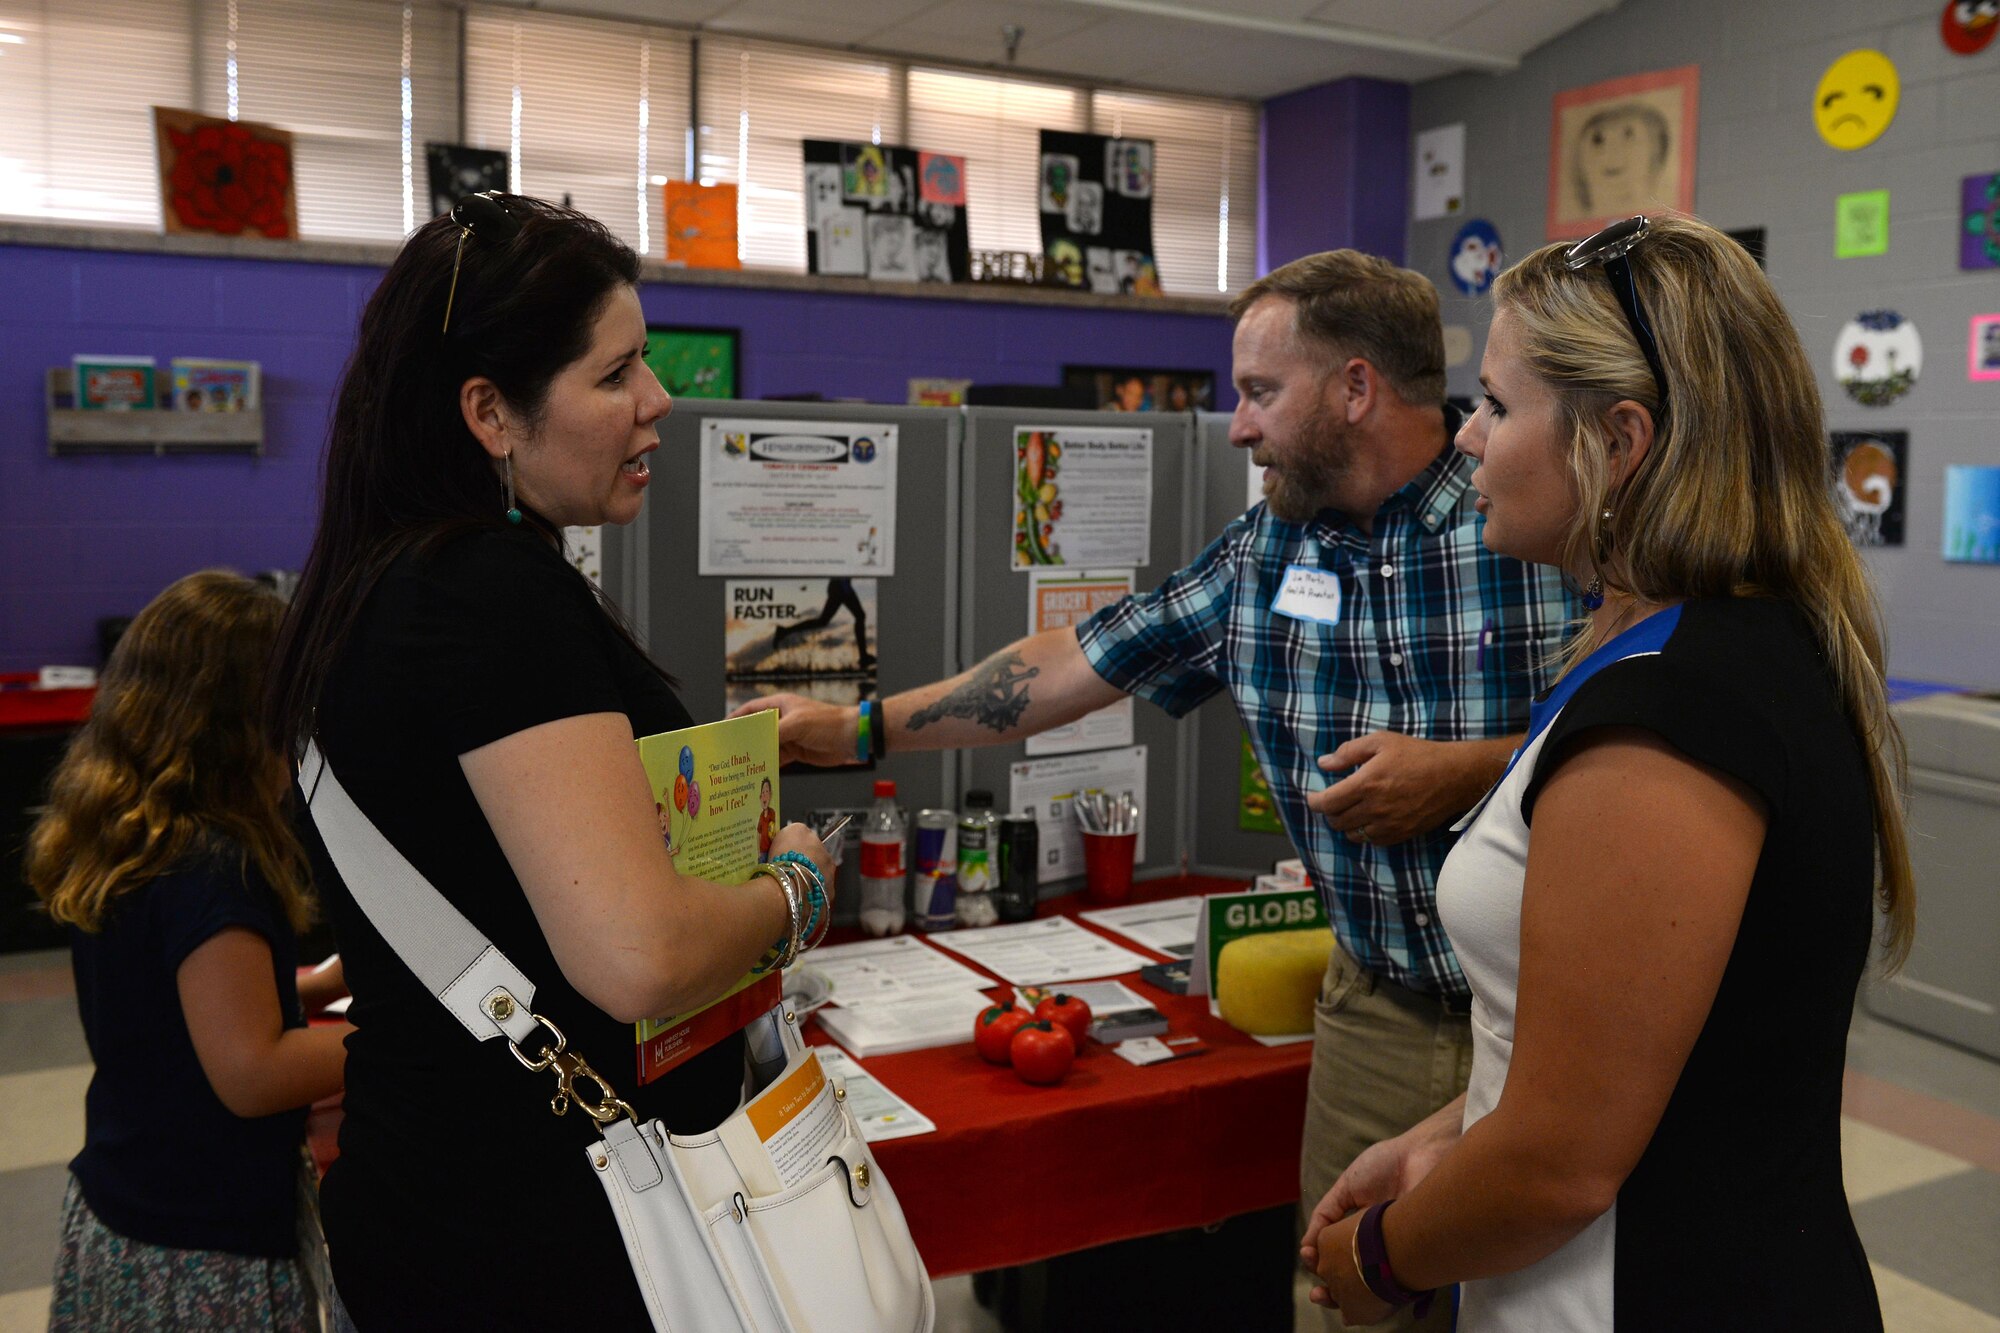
[1299,939,1473,1332]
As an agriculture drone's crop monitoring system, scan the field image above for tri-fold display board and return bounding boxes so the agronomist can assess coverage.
[601,404,1286,912]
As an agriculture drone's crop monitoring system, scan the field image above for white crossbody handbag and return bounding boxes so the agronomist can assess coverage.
[299,742,935,1333]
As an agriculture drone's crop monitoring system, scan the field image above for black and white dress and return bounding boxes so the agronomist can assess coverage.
[1435,598,1883,1331]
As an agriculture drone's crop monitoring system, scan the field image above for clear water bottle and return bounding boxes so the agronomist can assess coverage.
[955,790,1001,928]
[858,779,907,937]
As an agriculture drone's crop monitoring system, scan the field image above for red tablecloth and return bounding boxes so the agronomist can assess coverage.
[306,875,1314,1278]
[0,673,94,732]
[835,875,1313,1277]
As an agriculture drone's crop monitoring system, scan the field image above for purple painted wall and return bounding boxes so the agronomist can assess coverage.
[0,244,1233,672]
[1259,77,1411,272]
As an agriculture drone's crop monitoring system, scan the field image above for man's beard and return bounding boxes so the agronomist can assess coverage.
[1258,412,1356,523]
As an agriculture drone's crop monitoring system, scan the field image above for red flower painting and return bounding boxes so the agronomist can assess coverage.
[154,107,298,241]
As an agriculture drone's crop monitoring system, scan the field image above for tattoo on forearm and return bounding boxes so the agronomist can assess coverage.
[907,651,1040,734]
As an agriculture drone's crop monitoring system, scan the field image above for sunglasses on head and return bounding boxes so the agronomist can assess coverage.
[1564,214,1668,416]
[441,191,523,336]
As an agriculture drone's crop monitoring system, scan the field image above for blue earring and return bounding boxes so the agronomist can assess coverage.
[504,452,521,525]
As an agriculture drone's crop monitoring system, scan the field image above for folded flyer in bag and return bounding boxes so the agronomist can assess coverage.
[631,710,785,1085]
[718,1051,847,1195]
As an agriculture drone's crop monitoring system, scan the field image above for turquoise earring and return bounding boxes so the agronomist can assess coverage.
[504,452,521,525]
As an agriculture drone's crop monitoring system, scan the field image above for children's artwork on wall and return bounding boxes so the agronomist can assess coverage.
[1062,366,1214,413]
[425,144,509,218]
[1039,130,1158,294]
[1546,65,1698,240]
[1942,466,2000,563]
[1724,226,1767,270]
[1448,219,1504,295]
[1836,190,1890,258]
[908,378,971,406]
[1961,172,2000,270]
[1813,50,1900,151]
[643,326,738,400]
[1442,325,1474,369]
[1971,315,2000,382]
[1830,431,1907,547]
[153,107,297,240]
[1834,312,1922,406]
[664,181,739,268]
[1941,0,1998,54]
[1413,123,1465,221]
[804,140,969,283]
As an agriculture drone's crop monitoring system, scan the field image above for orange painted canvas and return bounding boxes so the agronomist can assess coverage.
[665,181,740,269]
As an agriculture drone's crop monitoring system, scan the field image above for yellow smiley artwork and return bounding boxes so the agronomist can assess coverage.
[1814,50,1900,150]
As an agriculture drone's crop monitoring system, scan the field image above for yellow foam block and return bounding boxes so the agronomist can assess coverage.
[1217,929,1332,1036]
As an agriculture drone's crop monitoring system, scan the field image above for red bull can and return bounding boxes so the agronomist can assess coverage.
[912,809,958,932]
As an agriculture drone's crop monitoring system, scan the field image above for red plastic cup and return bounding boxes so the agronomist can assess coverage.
[1079,829,1139,905]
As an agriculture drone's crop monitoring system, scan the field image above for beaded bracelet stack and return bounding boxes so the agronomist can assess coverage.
[749,851,831,974]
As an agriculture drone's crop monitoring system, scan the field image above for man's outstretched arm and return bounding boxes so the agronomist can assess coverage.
[731,627,1126,766]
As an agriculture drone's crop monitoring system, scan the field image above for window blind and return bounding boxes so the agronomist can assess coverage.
[905,67,1088,258]
[464,6,691,255]
[0,0,192,229]
[1093,89,1259,296]
[694,35,902,272]
[195,0,455,242]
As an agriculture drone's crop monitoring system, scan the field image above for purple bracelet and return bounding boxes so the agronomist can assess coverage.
[1355,1201,1434,1318]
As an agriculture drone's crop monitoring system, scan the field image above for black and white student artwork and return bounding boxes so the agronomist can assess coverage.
[803,139,969,283]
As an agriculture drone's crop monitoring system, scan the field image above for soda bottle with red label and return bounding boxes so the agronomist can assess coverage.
[858,779,907,936]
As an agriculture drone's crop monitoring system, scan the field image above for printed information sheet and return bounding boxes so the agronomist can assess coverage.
[813,987,995,1059]
[804,935,995,1005]
[737,1055,845,1192]
[929,916,1153,986]
[1012,426,1152,570]
[1077,895,1205,959]
[699,418,897,575]
[1008,745,1146,885]
[1024,568,1135,756]
[814,1048,936,1142]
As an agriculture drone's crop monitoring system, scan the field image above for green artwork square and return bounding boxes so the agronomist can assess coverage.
[643,326,739,399]
[1836,189,1890,258]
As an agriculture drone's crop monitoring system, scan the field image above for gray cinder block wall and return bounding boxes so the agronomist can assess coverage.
[1409,0,2000,687]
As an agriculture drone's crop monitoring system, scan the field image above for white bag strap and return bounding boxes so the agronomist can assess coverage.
[297,740,542,1047]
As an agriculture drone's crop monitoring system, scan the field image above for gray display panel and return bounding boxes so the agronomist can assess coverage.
[957,407,1199,894]
[1186,410,1299,877]
[605,401,962,854]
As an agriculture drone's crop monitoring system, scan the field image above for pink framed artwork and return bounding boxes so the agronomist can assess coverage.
[1547,65,1700,241]
[1971,314,2000,382]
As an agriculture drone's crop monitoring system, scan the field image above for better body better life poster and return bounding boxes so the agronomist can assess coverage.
[631,710,782,1084]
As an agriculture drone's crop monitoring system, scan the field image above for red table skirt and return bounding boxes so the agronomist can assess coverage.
[307,875,1313,1278]
[0,673,94,732]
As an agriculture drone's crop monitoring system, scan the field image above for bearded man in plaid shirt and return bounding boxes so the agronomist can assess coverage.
[744,250,1575,1331]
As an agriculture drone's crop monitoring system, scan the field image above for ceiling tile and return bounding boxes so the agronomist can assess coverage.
[1308,0,1505,43]
[1447,0,1618,58]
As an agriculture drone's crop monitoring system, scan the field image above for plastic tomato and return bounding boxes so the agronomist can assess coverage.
[975,1005,1029,1065]
[1033,993,1093,1046]
[1009,1020,1076,1085]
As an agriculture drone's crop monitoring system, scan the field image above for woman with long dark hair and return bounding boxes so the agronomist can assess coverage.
[270,196,835,1330]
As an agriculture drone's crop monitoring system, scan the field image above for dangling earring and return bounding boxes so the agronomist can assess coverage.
[503,452,522,525]
[1583,507,1614,609]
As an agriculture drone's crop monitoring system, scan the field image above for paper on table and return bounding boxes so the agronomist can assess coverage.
[1012,979,1151,1016]
[807,935,994,1006]
[929,916,1154,986]
[813,987,995,1058]
[814,1047,936,1142]
[1077,895,1204,958]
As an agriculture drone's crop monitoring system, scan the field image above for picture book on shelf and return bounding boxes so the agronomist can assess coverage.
[170,358,260,411]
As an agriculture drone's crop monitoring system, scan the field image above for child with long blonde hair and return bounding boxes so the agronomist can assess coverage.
[29,570,350,1332]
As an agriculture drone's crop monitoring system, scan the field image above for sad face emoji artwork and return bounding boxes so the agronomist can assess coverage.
[1814,50,1900,150]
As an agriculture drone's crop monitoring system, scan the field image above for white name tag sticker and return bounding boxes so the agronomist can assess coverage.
[1271,564,1342,625]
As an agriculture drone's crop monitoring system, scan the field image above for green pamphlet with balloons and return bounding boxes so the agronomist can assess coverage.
[631,709,783,1084]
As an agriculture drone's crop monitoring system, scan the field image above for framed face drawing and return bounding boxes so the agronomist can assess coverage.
[1547,65,1700,240]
